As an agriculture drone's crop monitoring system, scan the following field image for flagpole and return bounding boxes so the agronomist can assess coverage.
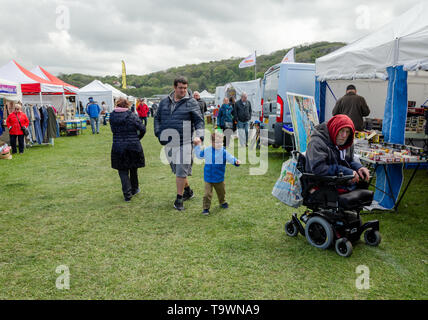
[254,50,257,80]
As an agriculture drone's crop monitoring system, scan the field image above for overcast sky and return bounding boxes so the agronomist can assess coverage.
[0,0,422,77]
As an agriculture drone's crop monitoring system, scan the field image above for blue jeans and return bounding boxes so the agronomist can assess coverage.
[90,117,99,134]
[237,121,249,146]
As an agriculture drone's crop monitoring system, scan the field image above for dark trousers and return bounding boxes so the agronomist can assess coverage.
[118,168,139,199]
[139,117,147,127]
[10,134,25,154]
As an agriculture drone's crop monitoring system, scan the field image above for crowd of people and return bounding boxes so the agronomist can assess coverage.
[1,75,376,216]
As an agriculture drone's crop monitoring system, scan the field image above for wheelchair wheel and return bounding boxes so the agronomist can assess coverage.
[285,221,298,237]
[364,229,381,246]
[305,216,334,250]
[335,238,353,257]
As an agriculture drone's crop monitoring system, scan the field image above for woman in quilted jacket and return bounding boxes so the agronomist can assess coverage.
[110,98,146,202]
[6,103,29,154]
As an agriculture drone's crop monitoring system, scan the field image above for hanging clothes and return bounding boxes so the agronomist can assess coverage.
[24,105,35,143]
[47,107,57,139]
[40,106,48,142]
[33,106,43,144]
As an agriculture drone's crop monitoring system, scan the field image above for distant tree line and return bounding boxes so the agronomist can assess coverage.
[58,41,345,98]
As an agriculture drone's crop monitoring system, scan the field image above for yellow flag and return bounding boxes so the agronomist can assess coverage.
[121,60,127,89]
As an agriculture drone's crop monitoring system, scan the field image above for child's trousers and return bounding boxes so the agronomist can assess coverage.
[203,181,226,210]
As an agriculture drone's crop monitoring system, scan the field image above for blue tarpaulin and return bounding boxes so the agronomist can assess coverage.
[373,66,408,209]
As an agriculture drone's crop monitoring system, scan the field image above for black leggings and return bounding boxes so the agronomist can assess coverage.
[118,168,139,199]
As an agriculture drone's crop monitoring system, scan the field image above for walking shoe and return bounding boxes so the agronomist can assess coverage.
[221,202,229,209]
[124,197,132,202]
[202,209,210,215]
[132,188,141,196]
[174,198,184,211]
[182,188,194,201]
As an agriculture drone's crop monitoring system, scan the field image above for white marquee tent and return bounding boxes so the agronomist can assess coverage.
[224,79,262,121]
[103,83,128,100]
[199,90,215,101]
[77,80,114,112]
[316,1,428,122]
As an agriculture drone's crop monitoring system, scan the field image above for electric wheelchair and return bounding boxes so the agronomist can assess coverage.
[284,151,381,257]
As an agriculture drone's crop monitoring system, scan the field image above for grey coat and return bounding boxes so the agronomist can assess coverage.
[305,122,362,177]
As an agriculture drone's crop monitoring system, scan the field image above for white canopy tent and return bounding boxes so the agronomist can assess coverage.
[199,90,215,101]
[316,1,428,82]
[77,80,114,112]
[316,1,428,123]
[103,83,128,100]
[224,79,262,121]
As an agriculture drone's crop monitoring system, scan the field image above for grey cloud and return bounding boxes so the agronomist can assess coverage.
[0,0,422,76]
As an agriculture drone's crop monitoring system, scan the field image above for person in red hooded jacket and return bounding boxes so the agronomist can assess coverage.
[305,114,370,189]
[6,103,29,154]
[136,99,149,127]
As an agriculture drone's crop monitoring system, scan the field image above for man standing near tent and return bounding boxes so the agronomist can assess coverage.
[154,76,205,211]
[233,92,252,147]
[332,85,370,132]
[86,97,102,134]
[193,91,207,117]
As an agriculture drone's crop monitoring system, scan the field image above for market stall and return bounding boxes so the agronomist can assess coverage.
[1,78,22,147]
[30,65,82,136]
[0,60,64,146]
[77,80,115,114]
[315,2,428,210]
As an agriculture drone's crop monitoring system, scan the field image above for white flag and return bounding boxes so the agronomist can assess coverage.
[239,52,256,68]
[281,48,295,63]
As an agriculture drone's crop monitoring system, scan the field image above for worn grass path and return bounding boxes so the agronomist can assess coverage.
[0,118,427,299]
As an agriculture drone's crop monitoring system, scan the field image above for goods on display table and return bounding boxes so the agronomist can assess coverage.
[59,103,82,136]
[355,139,426,164]
[354,131,427,211]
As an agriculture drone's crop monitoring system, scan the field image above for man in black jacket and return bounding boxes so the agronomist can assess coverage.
[332,85,370,131]
[154,76,205,211]
[233,92,252,147]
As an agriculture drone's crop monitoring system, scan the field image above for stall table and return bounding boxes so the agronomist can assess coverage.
[59,119,83,136]
[359,156,427,212]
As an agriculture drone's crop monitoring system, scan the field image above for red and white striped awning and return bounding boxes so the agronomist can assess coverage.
[0,60,64,95]
[31,65,79,94]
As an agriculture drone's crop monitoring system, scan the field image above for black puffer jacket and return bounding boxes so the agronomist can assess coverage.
[110,110,146,170]
[154,90,204,146]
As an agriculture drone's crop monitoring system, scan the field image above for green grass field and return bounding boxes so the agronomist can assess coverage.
[0,118,427,299]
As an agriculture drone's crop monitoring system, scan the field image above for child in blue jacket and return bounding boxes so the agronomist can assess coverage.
[194,132,241,215]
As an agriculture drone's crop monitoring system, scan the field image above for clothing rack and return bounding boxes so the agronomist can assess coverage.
[23,104,57,147]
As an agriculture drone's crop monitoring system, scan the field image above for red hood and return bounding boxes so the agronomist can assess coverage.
[327,114,355,150]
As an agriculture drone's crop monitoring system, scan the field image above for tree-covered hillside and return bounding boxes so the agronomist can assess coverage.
[59,41,345,97]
